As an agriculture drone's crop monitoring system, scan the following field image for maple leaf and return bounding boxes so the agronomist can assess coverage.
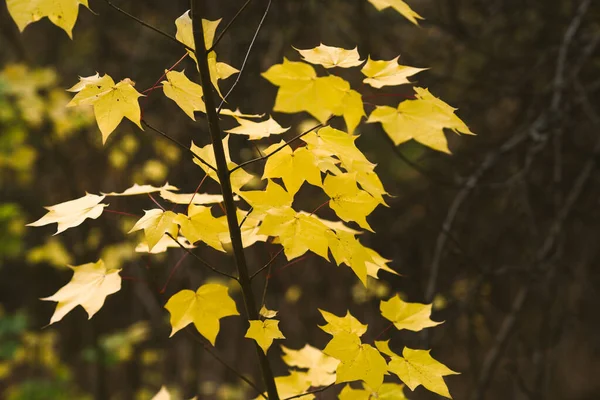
[162,70,206,119]
[245,319,285,353]
[338,383,408,400]
[367,0,424,25]
[256,372,314,400]
[159,190,226,205]
[67,74,143,143]
[295,44,364,69]
[27,193,108,235]
[367,87,474,153]
[323,173,380,232]
[175,205,227,252]
[262,143,323,195]
[219,108,265,119]
[365,248,399,279]
[326,230,372,285]
[259,305,278,319]
[218,210,268,249]
[377,343,459,398]
[174,11,238,97]
[361,56,426,88]
[263,61,364,133]
[103,183,178,196]
[318,309,368,337]
[225,116,289,140]
[128,209,178,252]
[190,136,253,192]
[258,206,331,260]
[380,294,442,331]
[281,344,340,387]
[41,259,121,324]
[6,0,89,38]
[239,180,294,213]
[323,331,387,390]
[151,387,171,400]
[302,127,373,170]
[164,283,239,345]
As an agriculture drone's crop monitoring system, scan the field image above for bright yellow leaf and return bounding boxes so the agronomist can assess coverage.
[302,127,373,169]
[361,56,426,88]
[174,204,226,251]
[367,87,474,153]
[225,116,289,140]
[259,305,278,319]
[258,206,331,260]
[103,183,178,196]
[262,57,317,87]
[380,294,442,331]
[162,70,206,119]
[27,193,108,235]
[323,332,387,390]
[339,383,408,400]
[67,74,143,143]
[338,384,371,400]
[365,248,398,279]
[6,0,89,38]
[41,259,121,324]
[135,235,194,254]
[164,283,239,345]
[128,209,178,252]
[245,319,285,353]
[262,143,323,195]
[218,209,268,249]
[326,230,371,285]
[318,309,368,337]
[151,386,171,400]
[159,190,225,205]
[239,180,293,213]
[255,372,314,400]
[295,44,364,69]
[385,346,459,398]
[323,173,379,232]
[190,136,254,192]
[281,344,339,387]
[367,0,423,25]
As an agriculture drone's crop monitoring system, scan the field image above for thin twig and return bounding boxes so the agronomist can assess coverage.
[207,0,253,53]
[141,119,218,173]
[231,118,331,173]
[185,328,267,399]
[239,207,253,228]
[165,233,237,280]
[251,248,284,280]
[283,383,336,400]
[217,0,272,113]
[142,52,189,94]
[102,0,194,52]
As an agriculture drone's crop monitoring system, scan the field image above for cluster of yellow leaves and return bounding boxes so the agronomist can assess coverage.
[6,0,89,38]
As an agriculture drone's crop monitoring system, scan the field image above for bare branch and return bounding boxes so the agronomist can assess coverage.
[251,248,284,280]
[207,0,253,53]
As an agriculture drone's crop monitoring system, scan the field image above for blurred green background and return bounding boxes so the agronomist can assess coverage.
[1,0,599,399]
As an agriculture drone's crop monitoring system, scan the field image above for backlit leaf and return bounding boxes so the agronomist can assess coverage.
[295,44,364,69]
[162,69,205,119]
[6,0,89,38]
[245,319,285,353]
[380,294,442,331]
[361,56,426,88]
[367,0,423,25]
[128,209,178,252]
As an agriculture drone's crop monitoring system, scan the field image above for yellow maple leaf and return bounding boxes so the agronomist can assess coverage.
[365,248,399,279]
[281,344,340,387]
[27,193,108,235]
[302,127,373,169]
[295,44,364,69]
[381,344,459,398]
[259,305,278,319]
[380,294,442,331]
[339,382,408,400]
[225,116,289,140]
[174,205,227,252]
[41,259,121,324]
[67,73,143,143]
[262,143,323,195]
[103,183,178,196]
[159,190,225,205]
[254,371,314,400]
[245,319,285,353]
[323,331,387,390]
[7,0,89,38]
[128,209,178,252]
[262,57,317,87]
[174,11,238,97]
[190,136,254,192]
[323,173,380,232]
[326,230,371,286]
[135,235,194,254]
[367,0,423,25]
[361,56,426,88]
[367,87,474,153]
[162,70,206,119]
[318,309,368,337]
[239,180,293,213]
[258,206,331,260]
[164,283,239,345]
[218,209,268,249]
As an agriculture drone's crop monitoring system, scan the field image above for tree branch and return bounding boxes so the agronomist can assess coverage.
[207,0,253,53]
[283,384,336,400]
[231,118,331,173]
[141,119,218,173]
[102,0,194,52]
[190,2,280,399]
[251,248,284,280]
[165,233,237,280]
[217,0,272,113]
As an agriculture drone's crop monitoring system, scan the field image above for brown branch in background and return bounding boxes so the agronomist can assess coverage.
[190,2,279,398]
[207,0,253,53]
[102,0,194,52]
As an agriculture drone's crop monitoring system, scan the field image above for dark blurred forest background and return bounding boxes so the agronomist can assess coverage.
[1,0,600,399]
